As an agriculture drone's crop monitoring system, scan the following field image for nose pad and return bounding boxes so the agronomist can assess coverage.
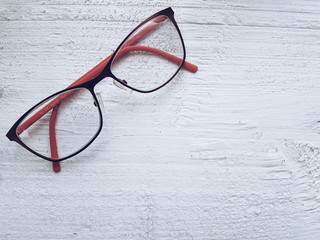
[113,79,131,92]
[95,92,105,113]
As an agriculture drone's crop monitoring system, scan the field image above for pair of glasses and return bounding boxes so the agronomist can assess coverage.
[6,7,198,172]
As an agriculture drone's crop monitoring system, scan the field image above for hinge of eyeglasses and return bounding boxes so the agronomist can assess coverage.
[113,79,131,92]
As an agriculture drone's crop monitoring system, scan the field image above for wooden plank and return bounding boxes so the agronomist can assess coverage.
[0,1,319,239]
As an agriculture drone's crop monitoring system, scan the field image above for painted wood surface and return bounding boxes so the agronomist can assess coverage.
[0,1,319,239]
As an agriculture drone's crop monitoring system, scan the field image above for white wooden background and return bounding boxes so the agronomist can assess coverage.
[1,0,320,239]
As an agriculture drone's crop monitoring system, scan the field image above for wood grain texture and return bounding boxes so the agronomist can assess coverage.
[1,1,320,239]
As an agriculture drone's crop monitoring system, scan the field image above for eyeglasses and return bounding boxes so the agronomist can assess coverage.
[6,7,198,172]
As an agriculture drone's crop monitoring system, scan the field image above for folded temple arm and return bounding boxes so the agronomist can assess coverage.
[17,45,198,136]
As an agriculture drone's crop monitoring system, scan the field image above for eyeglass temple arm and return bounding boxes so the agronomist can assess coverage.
[48,17,166,171]
[19,46,198,171]
[17,46,198,136]
[49,104,61,172]
[47,47,197,172]
[18,47,197,172]
[122,16,167,48]
[48,16,174,171]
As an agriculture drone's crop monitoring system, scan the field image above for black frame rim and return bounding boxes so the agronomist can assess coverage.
[105,7,187,93]
[6,82,104,162]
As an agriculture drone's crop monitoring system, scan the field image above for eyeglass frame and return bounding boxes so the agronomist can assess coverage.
[6,7,198,167]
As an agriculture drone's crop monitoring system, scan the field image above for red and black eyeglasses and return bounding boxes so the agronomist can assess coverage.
[6,7,198,172]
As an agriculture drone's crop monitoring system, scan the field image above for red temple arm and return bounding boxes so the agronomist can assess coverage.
[122,16,167,48]
[17,45,198,135]
[16,45,198,172]
[48,16,171,171]
[49,105,61,172]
